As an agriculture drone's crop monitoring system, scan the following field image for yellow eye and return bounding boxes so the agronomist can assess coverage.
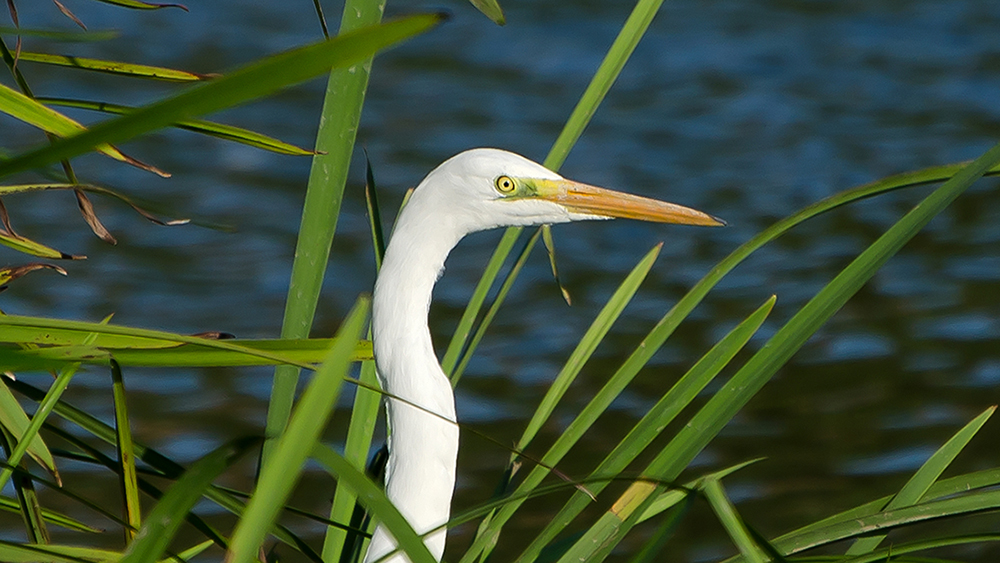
[495,175,516,193]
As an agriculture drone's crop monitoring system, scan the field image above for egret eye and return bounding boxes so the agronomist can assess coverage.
[495,175,516,194]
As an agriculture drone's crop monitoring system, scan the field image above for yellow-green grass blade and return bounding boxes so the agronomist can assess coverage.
[265,0,391,467]
[16,52,212,81]
[0,339,372,371]
[0,13,444,179]
[451,228,541,385]
[467,0,505,25]
[91,0,187,10]
[313,444,438,563]
[227,298,368,563]
[6,381,319,558]
[0,378,59,481]
[119,437,259,563]
[321,356,382,562]
[515,243,662,452]
[0,314,351,369]
[110,360,141,542]
[442,227,522,375]
[37,98,314,155]
[0,491,98,533]
[0,231,79,260]
[0,541,121,563]
[0,82,142,166]
[0,354,93,493]
[845,406,995,555]
[702,478,767,563]
[553,142,1000,563]
[364,151,387,270]
[513,298,775,563]
[165,539,214,562]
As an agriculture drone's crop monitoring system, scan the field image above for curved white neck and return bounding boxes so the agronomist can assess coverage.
[365,200,466,563]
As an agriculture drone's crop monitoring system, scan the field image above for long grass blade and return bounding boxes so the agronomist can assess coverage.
[119,438,258,563]
[227,298,369,563]
[845,406,995,555]
[0,13,444,179]
[314,444,438,563]
[703,478,766,563]
[0,377,59,481]
[554,141,1000,563]
[37,97,314,155]
[264,0,390,466]
[515,297,775,562]
[110,359,141,542]
[0,541,121,563]
[0,429,51,544]
[16,52,212,81]
[515,243,662,452]
[451,228,541,385]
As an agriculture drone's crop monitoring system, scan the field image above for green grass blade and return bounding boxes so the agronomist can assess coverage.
[451,228,541,385]
[313,444,438,563]
[0,81,136,165]
[515,243,661,452]
[0,493,99,533]
[0,541,121,562]
[264,0,390,467]
[0,378,59,481]
[466,0,505,25]
[16,52,211,81]
[227,298,369,563]
[845,406,996,555]
[441,227,522,375]
[543,0,665,171]
[703,478,766,563]
[1,429,51,544]
[514,297,774,563]
[555,141,1000,563]
[5,380,319,557]
[119,438,258,563]
[110,360,142,542]
[321,357,382,562]
[0,13,444,179]
[38,97,314,155]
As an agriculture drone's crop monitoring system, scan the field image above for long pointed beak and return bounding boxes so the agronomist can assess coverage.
[532,179,725,227]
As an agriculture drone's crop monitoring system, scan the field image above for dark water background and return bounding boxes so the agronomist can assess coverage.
[2,0,1000,561]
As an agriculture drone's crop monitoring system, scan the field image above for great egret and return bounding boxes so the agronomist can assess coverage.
[364,148,722,563]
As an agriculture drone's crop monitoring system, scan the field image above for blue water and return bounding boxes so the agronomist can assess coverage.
[2,0,1000,561]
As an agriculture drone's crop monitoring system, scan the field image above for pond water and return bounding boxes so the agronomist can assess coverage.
[2,0,1000,561]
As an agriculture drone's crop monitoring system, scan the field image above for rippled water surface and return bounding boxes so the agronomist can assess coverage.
[3,1,1000,561]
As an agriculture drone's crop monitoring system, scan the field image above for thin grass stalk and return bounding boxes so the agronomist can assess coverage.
[554,142,1000,563]
[451,229,541,385]
[324,149,389,562]
[702,478,767,563]
[110,360,141,542]
[514,296,775,562]
[263,0,387,466]
[444,0,668,375]
[845,406,995,555]
[227,298,369,563]
[0,429,50,544]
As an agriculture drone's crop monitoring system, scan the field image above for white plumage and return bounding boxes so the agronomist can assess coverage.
[364,149,721,563]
